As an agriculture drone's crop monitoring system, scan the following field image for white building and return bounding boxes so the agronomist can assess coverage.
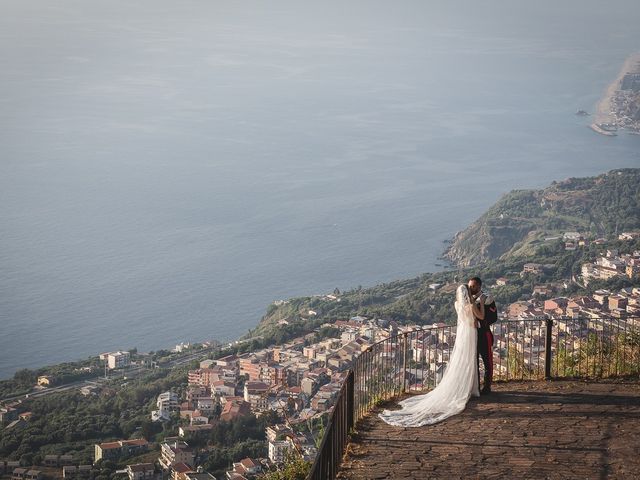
[106,351,131,370]
[195,397,215,414]
[563,232,582,241]
[244,382,269,412]
[174,342,192,353]
[268,440,291,464]
[212,381,236,397]
[158,441,194,471]
[126,463,155,480]
[152,391,179,422]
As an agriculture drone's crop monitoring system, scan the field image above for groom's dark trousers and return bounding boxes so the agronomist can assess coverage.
[477,325,494,389]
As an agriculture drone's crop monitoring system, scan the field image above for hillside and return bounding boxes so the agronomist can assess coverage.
[247,168,640,342]
[444,168,640,267]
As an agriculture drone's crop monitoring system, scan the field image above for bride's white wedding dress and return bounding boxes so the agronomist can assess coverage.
[379,284,479,427]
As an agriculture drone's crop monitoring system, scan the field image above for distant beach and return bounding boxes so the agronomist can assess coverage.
[592,52,640,132]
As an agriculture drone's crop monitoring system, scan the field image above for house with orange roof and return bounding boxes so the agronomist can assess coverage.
[219,400,251,422]
[171,462,193,480]
[94,439,148,463]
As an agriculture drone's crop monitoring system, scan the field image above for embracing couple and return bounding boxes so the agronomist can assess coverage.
[380,276,497,427]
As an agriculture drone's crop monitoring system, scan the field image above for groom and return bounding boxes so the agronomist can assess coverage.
[468,276,497,394]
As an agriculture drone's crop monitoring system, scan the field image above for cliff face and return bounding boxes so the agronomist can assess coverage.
[444,168,640,267]
[445,218,537,267]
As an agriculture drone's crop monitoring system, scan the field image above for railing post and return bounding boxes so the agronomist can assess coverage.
[544,318,553,380]
[401,334,407,393]
[346,370,354,433]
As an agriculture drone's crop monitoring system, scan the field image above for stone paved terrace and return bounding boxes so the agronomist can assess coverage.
[337,379,640,480]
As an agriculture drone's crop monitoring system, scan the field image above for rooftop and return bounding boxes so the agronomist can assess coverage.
[172,462,193,474]
[127,464,154,473]
[337,379,640,479]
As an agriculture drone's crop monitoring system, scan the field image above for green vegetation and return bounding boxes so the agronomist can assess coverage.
[199,411,280,478]
[260,452,311,480]
[552,331,640,378]
[0,357,103,400]
[444,168,640,267]
[0,371,282,476]
[248,171,640,338]
[249,241,599,333]
[2,168,638,478]
[0,367,188,464]
[0,369,39,399]
[0,347,213,400]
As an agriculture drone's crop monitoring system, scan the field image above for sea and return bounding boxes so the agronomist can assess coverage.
[1,0,640,379]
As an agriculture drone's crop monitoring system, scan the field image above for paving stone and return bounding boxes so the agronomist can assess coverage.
[337,379,640,480]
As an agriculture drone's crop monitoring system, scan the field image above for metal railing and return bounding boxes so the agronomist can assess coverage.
[307,316,640,479]
[309,371,353,479]
[550,316,640,378]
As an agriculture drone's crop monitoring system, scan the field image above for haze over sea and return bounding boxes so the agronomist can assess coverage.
[1,0,640,379]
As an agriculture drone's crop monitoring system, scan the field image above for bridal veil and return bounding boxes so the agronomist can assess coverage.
[379,284,479,427]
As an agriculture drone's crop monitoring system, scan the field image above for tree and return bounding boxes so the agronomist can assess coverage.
[260,452,311,480]
[19,453,34,467]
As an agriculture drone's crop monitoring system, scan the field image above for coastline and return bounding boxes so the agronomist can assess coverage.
[5,72,640,379]
[592,52,640,133]
[589,123,617,136]
[3,168,640,384]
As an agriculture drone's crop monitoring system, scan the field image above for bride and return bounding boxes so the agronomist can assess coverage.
[379,284,482,427]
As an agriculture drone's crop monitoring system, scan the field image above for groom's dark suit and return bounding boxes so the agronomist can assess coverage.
[475,293,497,391]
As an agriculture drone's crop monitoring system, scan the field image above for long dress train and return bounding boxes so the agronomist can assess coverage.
[379,284,479,427]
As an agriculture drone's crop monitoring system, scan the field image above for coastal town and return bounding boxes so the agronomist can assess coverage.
[1,229,639,480]
[590,52,640,136]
